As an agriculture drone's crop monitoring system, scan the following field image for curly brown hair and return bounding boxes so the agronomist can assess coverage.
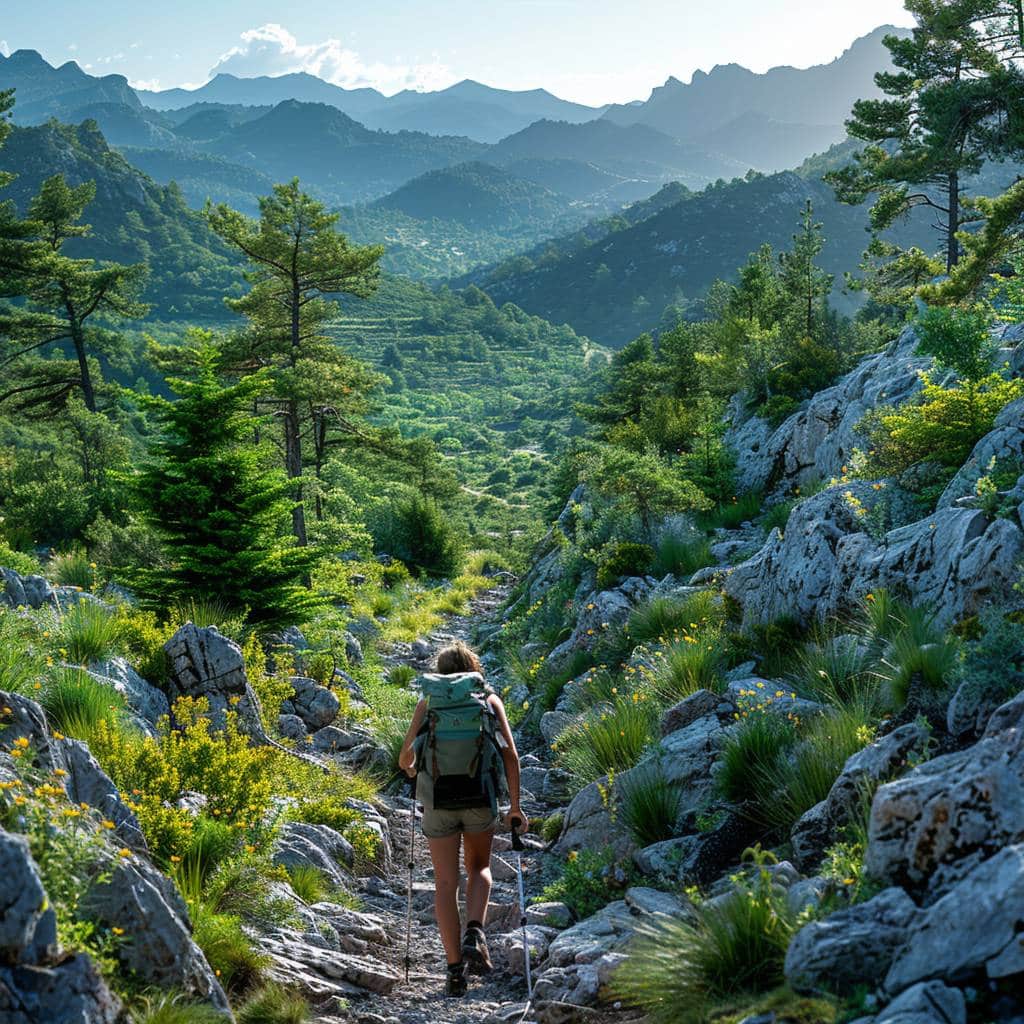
[435,640,484,676]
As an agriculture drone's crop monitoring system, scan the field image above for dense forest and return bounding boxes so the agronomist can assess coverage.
[2,2,1024,1023]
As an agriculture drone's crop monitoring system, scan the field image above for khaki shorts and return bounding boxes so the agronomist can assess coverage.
[421,805,500,839]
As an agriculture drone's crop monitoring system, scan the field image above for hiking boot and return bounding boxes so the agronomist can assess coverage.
[445,960,468,997]
[461,922,493,974]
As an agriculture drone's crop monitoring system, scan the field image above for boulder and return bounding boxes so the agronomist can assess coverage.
[0,953,124,1024]
[281,676,340,731]
[312,726,362,753]
[660,689,734,736]
[490,924,559,975]
[623,886,695,921]
[61,739,147,853]
[526,902,573,929]
[272,822,354,890]
[877,981,966,1024]
[0,569,56,611]
[87,657,169,732]
[884,843,1024,994]
[410,639,432,661]
[785,887,921,995]
[344,631,363,666]
[726,482,1024,629]
[946,674,1022,740]
[539,711,572,745]
[277,714,308,741]
[84,854,230,1013]
[0,691,63,774]
[634,811,757,886]
[262,931,400,995]
[0,831,57,966]
[864,718,1024,901]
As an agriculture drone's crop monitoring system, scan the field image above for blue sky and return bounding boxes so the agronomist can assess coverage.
[0,0,917,105]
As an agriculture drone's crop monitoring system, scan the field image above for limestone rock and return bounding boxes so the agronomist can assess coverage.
[0,953,124,1024]
[0,569,56,610]
[660,689,733,736]
[263,931,399,994]
[87,657,169,732]
[278,714,308,741]
[272,822,354,890]
[312,726,362,753]
[281,676,340,731]
[526,902,573,929]
[490,924,558,974]
[938,396,1024,508]
[877,981,966,1024]
[0,830,56,966]
[884,843,1024,994]
[785,887,921,995]
[84,855,230,1013]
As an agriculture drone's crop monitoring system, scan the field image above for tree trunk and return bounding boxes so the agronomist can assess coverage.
[947,170,960,272]
[71,324,96,413]
[284,401,307,546]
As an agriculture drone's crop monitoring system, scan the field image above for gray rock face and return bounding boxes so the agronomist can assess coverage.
[884,843,1024,994]
[87,656,169,731]
[263,931,400,995]
[272,822,354,890]
[0,568,56,610]
[312,726,362,753]
[790,722,931,871]
[0,691,63,774]
[726,482,1024,629]
[0,831,56,967]
[278,713,308,741]
[864,721,1024,900]
[877,981,966,1024]
[727,326,930,496]
[163,623,267,735]
[491,924,559,975]
[61,739,147,853]
[526,902,573,929]
[660,689,733,736]
[946,674,1019,741]
[84,855,230,1013]
[280,676,340,731]
[785,887,921,995]
[554,713,726,857]
[0,953,124,1024]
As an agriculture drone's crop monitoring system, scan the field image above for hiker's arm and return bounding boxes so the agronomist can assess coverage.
[398,699,427,778]
[489,695,526,828]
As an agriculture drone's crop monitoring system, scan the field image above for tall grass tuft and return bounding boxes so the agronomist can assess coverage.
[59,599,121,665]
[285,863,331,904]
[130,992,227,1024]
[697,491,764,531]
[49,547,96,590]
[0,608,46,695]
[387,664,418,689]
[553,698,657,791]
[790,637,880,709]
[716,712,798,810]
[619,759,683,847]
[651,636,727,704]
[652,533,714,579]
[39,667,125,739]
[238,984,310,1024]
[628,591,722,646]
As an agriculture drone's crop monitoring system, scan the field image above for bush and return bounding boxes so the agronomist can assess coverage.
[652,533,714,578]
[373,494,464,578]
[237,984,310,1024]
[541,812,564,844]
[0,541,40,576]
[612,849,798,1023]
[59,599,121,665]
[552,698,657,789]
[539,848,638,919]
[112,606,172,683]
[288,796,359,835]
[39,667,126,739]
[596,541,654,589]
[619,759,683,847]
[49,548,96,590]
[954,609,1024,717]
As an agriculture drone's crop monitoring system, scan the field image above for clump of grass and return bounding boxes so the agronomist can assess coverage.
[698,492,764,531]
[789,637,880,709]
[541,812,564,844]
[463,549,509,577]
[170,598,248,639]
[130,992,228,1024]
[761,500,795,535]
[49,547,96,590]
[619,759,683,847]
[716,712,798,810]
[552,698,657,790]
[285,863,331,904]
[652,533,714,579]
[651,636,727,704]
[39,666,125,739]
[59,599,121,665]
[612,850,797,1023]
[628,592,721,646]
[388,664,418,688]
[0,607,46,695]
[237,984,310,1024]
[878,606,958,709]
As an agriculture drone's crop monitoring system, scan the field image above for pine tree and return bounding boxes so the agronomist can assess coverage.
[1,175,148,413]
[206,180,385,546]
[136,338,317,627]
[778,200,833,341]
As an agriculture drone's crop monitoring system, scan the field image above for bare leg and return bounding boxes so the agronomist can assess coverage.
[427,833,463,964]
[463,828,494,926]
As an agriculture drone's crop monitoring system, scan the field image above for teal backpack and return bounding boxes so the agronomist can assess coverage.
[413,672,505,813]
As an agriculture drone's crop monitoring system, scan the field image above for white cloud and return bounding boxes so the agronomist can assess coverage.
[68,42,78,53]
[129,77,161,91]
[210,23,455,95]
[94,53,126,65]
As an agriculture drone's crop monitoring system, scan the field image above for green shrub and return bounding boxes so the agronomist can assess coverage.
[0,541,40,576]
[552,698,657,789]
[541,812,564,844]
[612,850,798,1023]
[652,532,714,579]
[237,984,310,1024]
[59,599,121,665]
[619,759,683,847]
[49,548,96,590]
[39,667,125,739]
[285,864,330,904]
[954,609,1024,717]
[596,541,654,589]
[0,607,45,695]
[698,491,763,531]
[112,606,172,683]
[387,664,418,688]
[539,848,638,919]
[651,636,727,704]
[372,494,463,578]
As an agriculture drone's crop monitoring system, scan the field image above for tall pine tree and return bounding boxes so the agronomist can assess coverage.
[136,338,317,627]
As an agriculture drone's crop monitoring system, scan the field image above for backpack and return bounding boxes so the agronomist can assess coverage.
[413,672,505,813]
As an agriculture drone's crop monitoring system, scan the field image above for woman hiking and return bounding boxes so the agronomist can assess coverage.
[398,641,526,997]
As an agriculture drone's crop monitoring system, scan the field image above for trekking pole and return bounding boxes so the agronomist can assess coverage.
[510,817,533,1002]
[404,773,416,985]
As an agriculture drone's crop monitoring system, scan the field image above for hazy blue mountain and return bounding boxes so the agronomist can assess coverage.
[465,170,935,345]
[489,118,748,189]
[162,103,272,138]
[602,26,907,166]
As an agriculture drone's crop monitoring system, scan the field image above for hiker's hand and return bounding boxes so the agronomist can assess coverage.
[402,764,416,779]
[505,809,529,834]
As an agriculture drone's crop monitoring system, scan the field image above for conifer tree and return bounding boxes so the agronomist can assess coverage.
[207,180,384,546]
[136,338,317,627]
[778,200,833,340]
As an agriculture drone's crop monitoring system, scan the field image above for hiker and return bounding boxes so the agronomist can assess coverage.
[398,640,527,997]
